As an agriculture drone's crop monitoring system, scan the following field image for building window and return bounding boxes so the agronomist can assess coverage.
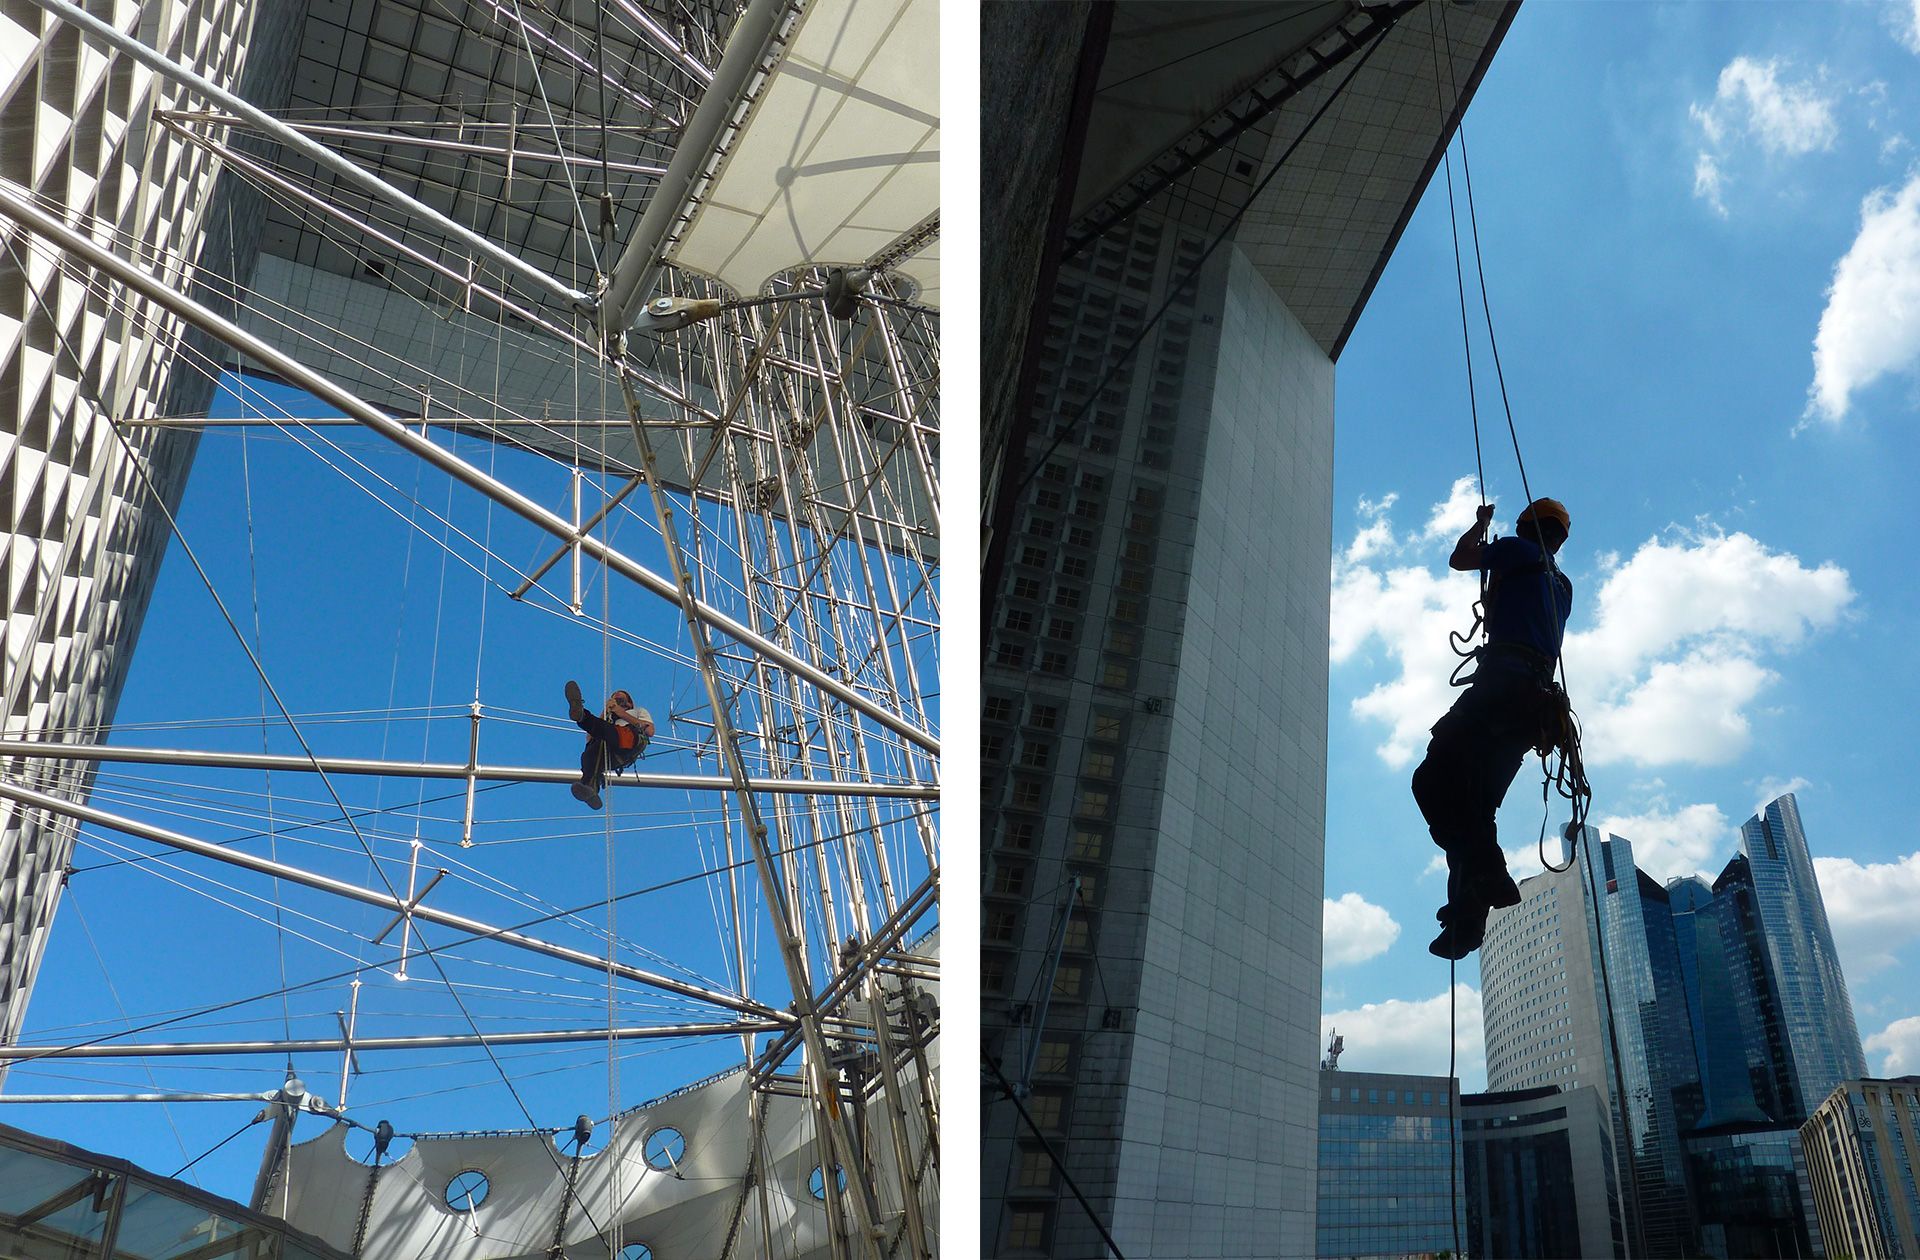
[1063,919,1091,953]
[1012,574,1043,601]
[999,817,1036,850]
[1113,596,1143,622]
[993,640,1025,668]
[1052,963,1085,1000]
[1027,703,1059,731]
[1034,1039,1072,1075]
[986,907,1019,943]
[990,863,1029,897]
[1016,1148,1053,1189]
[1073,873,1102,905]
[1091,711,1125,741]
[1053,586,1083,610]
[1100,659,1133,689]
[1119,567,1150,593]
[1019,545,1048,567]
[1107,627,1138,656]
[1010,779,1044,810]
[1038,649,1071,675]
[1048,618,1077,642]
[1075,789,1110,820]
[1083,750,1117,779]
[1067,526,1096,550]
[1068,828,1106,861]
[1060,555,1089,578]
[982,953,1011,993]
[1026,1093,1064,1132]
[984,695,1015,724]
[1007,1206,1051,1250]
[1004,609,1034,634]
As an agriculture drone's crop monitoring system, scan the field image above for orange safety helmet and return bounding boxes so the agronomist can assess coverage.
[1516,497,1571,536]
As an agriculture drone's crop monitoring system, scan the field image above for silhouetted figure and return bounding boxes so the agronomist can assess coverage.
[1413,498,1573,959]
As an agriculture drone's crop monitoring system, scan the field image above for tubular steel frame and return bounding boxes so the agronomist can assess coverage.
[0,1,939,1252]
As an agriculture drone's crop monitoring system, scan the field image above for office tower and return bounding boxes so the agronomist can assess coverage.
[0,0,302,1054]
[980,4,1519,1255]
[1742,794,1868,1118]
[1316,1070,1460,1260]
[1683,1123,1823,1260]
[1481,831,1694,1256]
[1460,1083,1622,1259]
[1802,1077,1920,1260]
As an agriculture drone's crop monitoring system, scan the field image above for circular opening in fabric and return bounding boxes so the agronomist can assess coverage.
[347,1132,414,1166]
[445,1170,490,1212]
[617,1246,653,1260]
[643,1126,685,1171]
[808,1164,847,1201]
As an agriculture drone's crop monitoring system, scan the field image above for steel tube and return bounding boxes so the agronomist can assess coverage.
[0,739,937,799]
[603,0,795,325]
[0,1021,783,1060]
[0,779,779,1019]
[28,0,587,308]
[0,182,937,755]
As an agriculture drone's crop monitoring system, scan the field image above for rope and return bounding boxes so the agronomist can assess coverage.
[1448,958,1460,1259]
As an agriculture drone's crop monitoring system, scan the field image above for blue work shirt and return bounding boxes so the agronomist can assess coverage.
[1482,535,1572,663]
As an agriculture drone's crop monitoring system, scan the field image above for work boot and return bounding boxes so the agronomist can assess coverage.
[564,679,587,723]
[570,780,603,810]
[1429,903,1487,960]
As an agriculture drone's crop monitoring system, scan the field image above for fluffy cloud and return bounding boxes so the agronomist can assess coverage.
[1689,58,1837,214]
[1866,1015,1920,1075]
[1333,490,1853,771]
[1897,0,1920,56]
[1692,57,1838,155]
[1324,893,1401,967]
[1807,173,1920,424]
[1594,801,1732,883]
[1323,986,1486,1089]
[1812,850,1920,976]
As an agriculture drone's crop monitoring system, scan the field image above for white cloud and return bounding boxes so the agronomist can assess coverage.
[1688,58,1837,214]
[1693,57,1838,157]
[1334,491,1854,772]
[1694,152,1728,218]
[1812,850,1920,976]
[1896,0,1920,56]
[1323,986,1486,1089]
[1324,893,1401,967]
[1807,173,1920,425]
[1594,802,1732,883]
[1866,1015,1920,1075]
[1753,776,1812,816]
[1423,475,1483,541]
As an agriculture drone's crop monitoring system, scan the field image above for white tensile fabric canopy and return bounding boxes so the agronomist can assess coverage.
[667,0,939,307]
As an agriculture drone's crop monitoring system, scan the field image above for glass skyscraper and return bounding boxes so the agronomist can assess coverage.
[1741,794,1868,1119]
[1316,1070,1460,1260]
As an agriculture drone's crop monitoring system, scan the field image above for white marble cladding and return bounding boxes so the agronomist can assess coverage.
[1107,245,1333,1260]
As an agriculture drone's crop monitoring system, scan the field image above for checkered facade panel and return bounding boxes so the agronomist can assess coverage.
[0,0,299,1052]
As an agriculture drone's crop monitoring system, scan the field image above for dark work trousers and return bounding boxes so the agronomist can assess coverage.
[1410,660,1545,912]
[575,712,634,792]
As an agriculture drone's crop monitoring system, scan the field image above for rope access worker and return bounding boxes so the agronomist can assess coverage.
[564,680,654,810]
[1412,497,1573,960]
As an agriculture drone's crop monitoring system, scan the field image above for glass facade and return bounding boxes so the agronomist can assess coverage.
[0,1121,349,1260]
[1740,794,1868,1119]
[1684,1126,1819,1260]
[1316,1072,1460,1260]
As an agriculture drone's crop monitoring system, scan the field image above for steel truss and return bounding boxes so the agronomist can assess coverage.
[0,0,938,1252]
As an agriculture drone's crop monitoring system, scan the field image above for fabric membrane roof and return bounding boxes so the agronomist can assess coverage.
[665,0,939,306]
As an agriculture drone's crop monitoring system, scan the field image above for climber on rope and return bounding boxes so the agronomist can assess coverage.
[1412,497,1573,960]
[564,680,654,810]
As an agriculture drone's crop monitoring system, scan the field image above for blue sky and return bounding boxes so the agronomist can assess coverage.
[10,376,935,1199]
[1321,1,1920,1088]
